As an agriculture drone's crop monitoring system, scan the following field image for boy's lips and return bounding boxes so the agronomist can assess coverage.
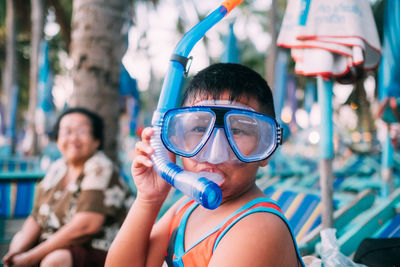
[199,168,225,186]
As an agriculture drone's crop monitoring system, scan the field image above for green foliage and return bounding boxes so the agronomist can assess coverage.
[371,0,385,43]
[48,34,64,74]
[16,41,30,116]
[0,0,5,28]
[58,0,73,18]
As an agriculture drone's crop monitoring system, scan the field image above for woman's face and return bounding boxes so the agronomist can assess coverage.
[57,113,100,166]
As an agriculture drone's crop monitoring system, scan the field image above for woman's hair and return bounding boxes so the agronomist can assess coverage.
[182,63,276,118]
[52,107,104,149]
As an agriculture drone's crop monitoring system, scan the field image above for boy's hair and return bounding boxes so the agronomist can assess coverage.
[182,63,276,118]
[52,107,104,149]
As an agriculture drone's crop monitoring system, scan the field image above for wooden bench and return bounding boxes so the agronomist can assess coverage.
[0,158,45,257]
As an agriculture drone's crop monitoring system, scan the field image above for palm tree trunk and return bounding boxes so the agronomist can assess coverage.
[2,0,16,115]
[69,0,129,161]
[1,0,18,154]
[27,0,45,155]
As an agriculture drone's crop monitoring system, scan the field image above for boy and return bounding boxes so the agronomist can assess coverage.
[106,63,304,267]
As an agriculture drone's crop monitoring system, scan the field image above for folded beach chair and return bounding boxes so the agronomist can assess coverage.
[257,151,316,179]
[263,185,375,255]
[375,213,400,238]
[264,186,338,241]
[337,188,400,256]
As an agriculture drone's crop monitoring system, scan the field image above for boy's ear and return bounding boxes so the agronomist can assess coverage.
[259,159,269,167]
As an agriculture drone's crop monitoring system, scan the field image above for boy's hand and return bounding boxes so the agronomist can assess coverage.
[132,127,171,204]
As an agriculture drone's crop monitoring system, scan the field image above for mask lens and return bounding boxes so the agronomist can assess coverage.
[228,115,260,156]
[226,112,277,161]
[163,109,214,156]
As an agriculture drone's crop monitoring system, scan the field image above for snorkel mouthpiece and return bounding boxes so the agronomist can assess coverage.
[172,171,222,210]
[151,0,243,210]
[150,126,222,210]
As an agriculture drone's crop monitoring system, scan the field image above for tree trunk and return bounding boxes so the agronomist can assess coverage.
[27,0,45,155]
[2,0,17,148]
[69,0,129,161]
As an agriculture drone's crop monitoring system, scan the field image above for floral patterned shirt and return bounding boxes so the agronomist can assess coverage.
[31,151,134,251]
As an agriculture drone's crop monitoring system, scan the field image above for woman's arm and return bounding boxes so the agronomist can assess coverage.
[10,211,105,266]
[2,216,41,265]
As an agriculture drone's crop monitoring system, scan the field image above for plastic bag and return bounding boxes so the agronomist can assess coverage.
[319,228,367,267]
[302,255,322,267]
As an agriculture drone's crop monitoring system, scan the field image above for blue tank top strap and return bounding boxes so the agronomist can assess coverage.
[175,197,193,215]
[229,197,279,215]
[174,201,199,258]
[174,200,229,257]
[172,258,184,267]
[214,197,280,229]
[212,197,279,252]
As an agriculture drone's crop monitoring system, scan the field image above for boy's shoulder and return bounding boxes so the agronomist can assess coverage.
[209,208,299,266]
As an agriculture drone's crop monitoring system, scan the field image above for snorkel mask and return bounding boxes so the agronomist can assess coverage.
[161,100,282,165]
[151,0,245,210]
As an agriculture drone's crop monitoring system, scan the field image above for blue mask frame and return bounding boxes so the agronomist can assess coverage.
[161,106,283,163]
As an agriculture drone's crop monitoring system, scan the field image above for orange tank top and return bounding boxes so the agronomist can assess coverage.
[164,197,305,267]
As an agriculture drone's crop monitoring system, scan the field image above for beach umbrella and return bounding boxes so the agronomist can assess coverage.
[0,104,5,136]
[274,50,289,122]
[278,0,381,228]
[221,23,240,64]
[119,63,139,136]
[287,75,298,129]
[36,40,55,137]
[378,0,400,196]
[268,50,290,175]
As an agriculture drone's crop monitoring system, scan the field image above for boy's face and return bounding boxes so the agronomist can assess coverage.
[181,91,269,201]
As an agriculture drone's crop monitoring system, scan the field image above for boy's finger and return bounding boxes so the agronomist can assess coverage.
[141,127,154,141]
[135,141,154,156]
[132,155,153,169]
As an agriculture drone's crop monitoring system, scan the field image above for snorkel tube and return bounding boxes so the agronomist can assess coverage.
[151,0,243,210]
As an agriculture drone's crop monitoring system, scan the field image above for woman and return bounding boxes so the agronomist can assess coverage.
[2,107,133,267]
